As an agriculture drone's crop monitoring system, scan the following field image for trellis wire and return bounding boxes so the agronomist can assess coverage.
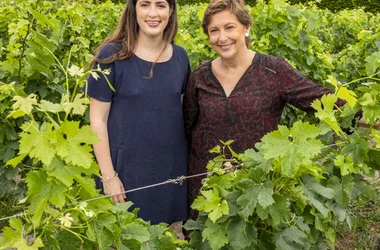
[0,142,353,222]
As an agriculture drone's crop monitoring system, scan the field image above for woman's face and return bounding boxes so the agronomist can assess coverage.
[207,10,249,60]
[135,0,172,39]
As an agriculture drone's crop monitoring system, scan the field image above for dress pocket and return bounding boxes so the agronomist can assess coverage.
[110,147,124,173]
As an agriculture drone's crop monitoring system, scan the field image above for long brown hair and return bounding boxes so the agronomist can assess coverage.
[202,0,252,47]
[91,0,178,77]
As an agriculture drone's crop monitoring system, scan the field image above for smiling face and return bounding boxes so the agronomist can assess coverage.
[135,0,172,39]
[207,10,249,60]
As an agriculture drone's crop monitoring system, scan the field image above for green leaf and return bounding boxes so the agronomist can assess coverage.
[261,121,323,176]
[209,200,229,223]
[26,170,67,209]
[202,220,229,250]
[268,195,291,226]
[237,184,260,219]
[334,155,355,176]
[276,226,310,250]
[341,135,369,165]
[19,123,56,166]
[189,231,211,250]
[302,175,333,218]
[39,100,63,113]
[121,223,150,243]
[365,51,380,75]
[12,237,44,250]
[47,159,82,187]
[209,145,221,154]
[6,153,27,168]
[311,94,343,136]
[327,75,357,108]
[326,176,351,206]
[360,93,380,125]
[31,197,48,227]
[191,189,229,223]
[258,182,275,208]
[11,94,38,116]
[65,143,94,168]
[227,217,257,250]
[63,93,90,116]
[183,220,203,231]
[325,227,336,243]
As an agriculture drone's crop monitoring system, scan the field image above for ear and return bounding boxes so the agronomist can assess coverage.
[245,25,251,33]
[169,6,174,16]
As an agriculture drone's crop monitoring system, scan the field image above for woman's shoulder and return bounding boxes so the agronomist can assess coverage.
[96,42,122,60]
[172,43,187,55]
[254,52,282,67]
[253,52,290,74]
[190,61,211,78]
[172,43,190,61]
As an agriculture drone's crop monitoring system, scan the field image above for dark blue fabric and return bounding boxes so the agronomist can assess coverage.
[86,43,190,224]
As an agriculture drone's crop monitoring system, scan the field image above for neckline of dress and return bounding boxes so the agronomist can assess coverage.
[208,52,259,98]
[133,44,175,64]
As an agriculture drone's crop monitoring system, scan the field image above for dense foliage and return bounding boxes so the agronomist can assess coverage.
[0,0,379,249]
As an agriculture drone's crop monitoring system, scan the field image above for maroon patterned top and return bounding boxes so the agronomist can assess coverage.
[183,52,340,217]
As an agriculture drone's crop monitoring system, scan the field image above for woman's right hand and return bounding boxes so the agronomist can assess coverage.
[103,177,126,203]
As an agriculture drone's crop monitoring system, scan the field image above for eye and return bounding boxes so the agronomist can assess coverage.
[157,3,167,8]
[226,26,234,29]
[156,1,168,8]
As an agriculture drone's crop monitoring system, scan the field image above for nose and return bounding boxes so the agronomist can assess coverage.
[219,30,228,43]
[148,5,158,17]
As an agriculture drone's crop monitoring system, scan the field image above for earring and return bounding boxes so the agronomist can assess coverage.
[245,32,249,37]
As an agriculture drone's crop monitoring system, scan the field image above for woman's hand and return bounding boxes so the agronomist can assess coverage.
[103,177,126,203]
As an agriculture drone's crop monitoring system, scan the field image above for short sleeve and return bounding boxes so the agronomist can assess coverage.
[84,44,119,102]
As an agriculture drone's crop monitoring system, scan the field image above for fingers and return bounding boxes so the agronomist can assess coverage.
[103,178,126,203]
[120,183,126,199]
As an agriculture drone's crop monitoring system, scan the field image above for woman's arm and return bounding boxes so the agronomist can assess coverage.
[90,98,126,203]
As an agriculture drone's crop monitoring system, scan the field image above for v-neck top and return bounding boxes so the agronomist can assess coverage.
[183,52,341,215]
[210,54,257,98]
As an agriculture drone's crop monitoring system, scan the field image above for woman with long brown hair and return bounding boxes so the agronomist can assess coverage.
[86,0,190,224]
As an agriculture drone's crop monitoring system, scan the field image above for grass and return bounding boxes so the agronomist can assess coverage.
[0,194,24,231]
[336,178,380,250]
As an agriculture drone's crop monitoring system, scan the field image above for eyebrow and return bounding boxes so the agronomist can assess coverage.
[138,0,168,4]
[209,22,236,29]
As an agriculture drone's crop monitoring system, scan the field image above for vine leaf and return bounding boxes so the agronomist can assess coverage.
[26,171,67,210]
[8,94,38,117]
[227,217,257,250]
[258,181,275,208]
[202,220,229,250]
[62,93,90,115]
[359,93,380,124]
[261,121,323,176]
[120,223,150,243]
[191,189,229,223]
[275,226,310,250]
[341,135,369,165]
[334,155,355,176]
[311,94,344,136]
[237,184,260,219]
[364,51,380,75]
[19,122,55,166]
[327,75,357,108]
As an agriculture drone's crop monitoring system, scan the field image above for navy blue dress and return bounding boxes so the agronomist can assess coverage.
[86,43,190,224]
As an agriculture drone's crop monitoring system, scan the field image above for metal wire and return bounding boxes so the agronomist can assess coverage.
[0,166,238,222]
[0,142,352,222]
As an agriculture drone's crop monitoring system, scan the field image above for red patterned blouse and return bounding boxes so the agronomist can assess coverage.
[183,52,342,217]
